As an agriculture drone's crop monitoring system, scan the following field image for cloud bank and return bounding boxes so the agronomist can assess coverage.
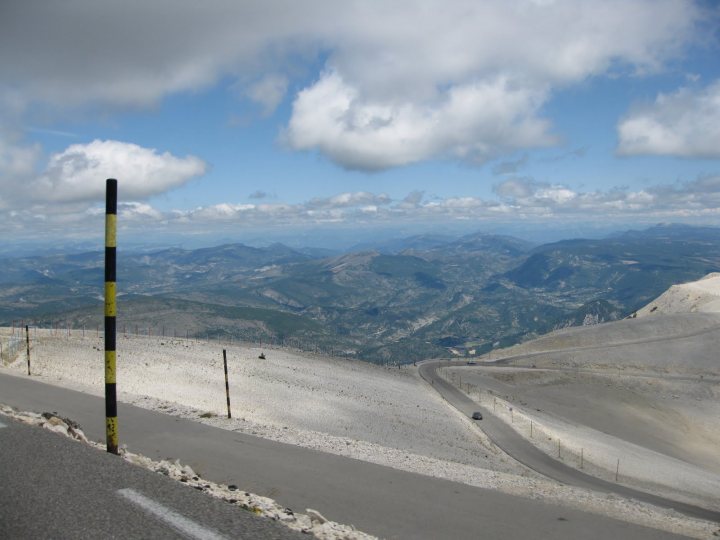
[618,80,720,158]
[1,0,704,170]
[1,0,716,242]
[6,175,720,241]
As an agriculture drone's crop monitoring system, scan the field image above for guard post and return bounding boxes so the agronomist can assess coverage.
[105,179,119,454]
[25,325,31,376]
[223,349,232,419]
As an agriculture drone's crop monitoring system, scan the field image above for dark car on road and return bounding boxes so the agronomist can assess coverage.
[471,412,483,420]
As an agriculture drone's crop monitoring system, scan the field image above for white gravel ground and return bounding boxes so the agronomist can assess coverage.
[442,366,720,509]
[2,328,719,538]
[637,273,720,316]
[8,330,520,474]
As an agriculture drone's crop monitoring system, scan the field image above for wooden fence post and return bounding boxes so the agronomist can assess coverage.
[25,325,31,376]
[223,349,231,419]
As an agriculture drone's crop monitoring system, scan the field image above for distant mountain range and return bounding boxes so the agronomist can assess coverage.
[2,223,720,363]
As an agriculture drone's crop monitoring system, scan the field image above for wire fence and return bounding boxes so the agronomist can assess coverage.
[0,316,430,368]
[437,366,631,484]
[0,319,366,365]
[0,334,24,365]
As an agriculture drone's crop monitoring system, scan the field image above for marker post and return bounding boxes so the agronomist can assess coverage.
[223,349,232,419]
[105,179,119,454]
[25,325,31,376]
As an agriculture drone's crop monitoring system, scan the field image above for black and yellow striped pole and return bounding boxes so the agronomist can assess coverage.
[105,178,119,454]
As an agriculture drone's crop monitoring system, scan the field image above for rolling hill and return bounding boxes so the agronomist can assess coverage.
[2,224,720,362]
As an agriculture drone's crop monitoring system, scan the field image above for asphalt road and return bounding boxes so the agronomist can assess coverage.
[448,365,720,472]
[0,372,690,539]
[418,360,720,524]
[0,416,305,539]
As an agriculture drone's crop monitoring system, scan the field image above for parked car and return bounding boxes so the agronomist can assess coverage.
[471,411,483,420]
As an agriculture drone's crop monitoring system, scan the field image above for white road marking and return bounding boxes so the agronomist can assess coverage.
[0,420,6,428]
[117,488,228,540]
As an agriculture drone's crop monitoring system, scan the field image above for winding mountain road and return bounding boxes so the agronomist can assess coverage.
[418,360,720,524]
[1,372,693,540]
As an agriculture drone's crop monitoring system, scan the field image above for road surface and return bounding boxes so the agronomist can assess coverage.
[0,416,304,539]
[418,360,720,524]
[0,371,690,539]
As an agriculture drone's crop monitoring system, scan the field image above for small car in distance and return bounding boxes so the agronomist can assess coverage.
[471,411,483,420]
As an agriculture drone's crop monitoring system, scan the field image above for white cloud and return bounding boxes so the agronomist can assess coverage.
[307,191,392,209]
[536,186,577,205]
[31,140,206,203]
[617,80,720,157]
[399,191,425,208]
[104,173,720,225]
[280,0,701,169]
[0,134,40,179]
[495,177,537,199]
[284,72,554,170]
[491,175,720,218]
[118,202,163,221]
[0,133,41,210]
[5,174,720,240]
[493,155,529,176]
[2,1,699,105]
[244,74,289,116]
[0,0,704,170]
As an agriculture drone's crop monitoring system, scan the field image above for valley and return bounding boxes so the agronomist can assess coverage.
[2,263,720,537]
[2,224,720,363]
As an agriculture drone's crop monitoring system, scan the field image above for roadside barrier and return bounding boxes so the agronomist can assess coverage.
[437,366,629,484]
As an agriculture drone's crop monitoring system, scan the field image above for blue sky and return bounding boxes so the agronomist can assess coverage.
[1,1,720,248]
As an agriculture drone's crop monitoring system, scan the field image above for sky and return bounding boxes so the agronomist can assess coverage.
[1,0,720,250]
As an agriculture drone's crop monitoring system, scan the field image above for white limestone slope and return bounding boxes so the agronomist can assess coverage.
[464,274,720,516]
[2,314,720,537]
[637,273,720,316]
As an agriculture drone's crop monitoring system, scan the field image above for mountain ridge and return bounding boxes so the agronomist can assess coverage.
[3,224,720,363]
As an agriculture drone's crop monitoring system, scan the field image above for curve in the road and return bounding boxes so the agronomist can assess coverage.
[490,318,720,367]
[3,372,689,540]
[419,360,720,524]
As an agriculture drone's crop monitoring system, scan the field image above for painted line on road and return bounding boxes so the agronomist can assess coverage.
[117,488,228,540]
